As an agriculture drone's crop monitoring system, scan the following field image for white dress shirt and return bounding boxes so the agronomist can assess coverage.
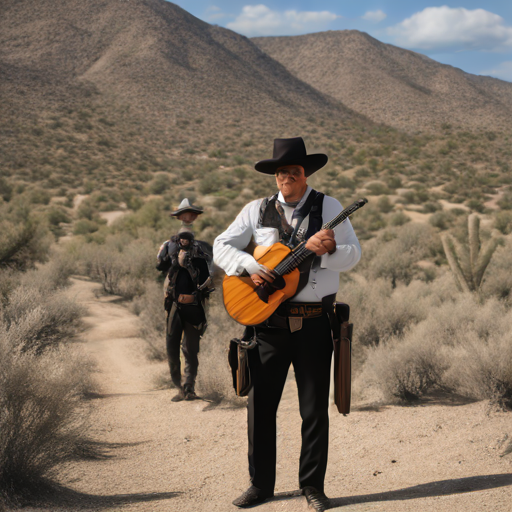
[213,186,361,302]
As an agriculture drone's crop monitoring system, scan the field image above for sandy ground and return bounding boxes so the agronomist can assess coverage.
[31,278,512,512]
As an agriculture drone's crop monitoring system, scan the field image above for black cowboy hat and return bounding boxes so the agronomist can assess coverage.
[255,137,328,177]
[170,198,204,217]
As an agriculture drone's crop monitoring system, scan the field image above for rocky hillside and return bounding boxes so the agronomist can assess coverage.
[0,0,355,126]
[253,30,512,131]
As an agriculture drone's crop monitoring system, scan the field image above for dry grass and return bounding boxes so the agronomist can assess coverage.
[0,342,94,501]
[0,254,95,504]
[358,294,512,408]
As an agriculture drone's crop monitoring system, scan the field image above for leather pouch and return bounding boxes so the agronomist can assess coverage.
[228,327,256,397]
[333,302,352,415]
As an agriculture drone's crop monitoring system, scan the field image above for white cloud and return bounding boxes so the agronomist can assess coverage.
[481,61,512,82]
[227,4,339,37]
[206,5,228,22]
[388,6,512,52]
[362,10,387,23]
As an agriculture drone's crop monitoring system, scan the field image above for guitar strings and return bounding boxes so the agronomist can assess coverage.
[272,202,360,276]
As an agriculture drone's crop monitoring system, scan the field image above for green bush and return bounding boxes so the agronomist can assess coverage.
[73,219,101,235]
[0,208,52,271]
[389,211,410,226]
[377,196,394,213]
[148,173,172,195]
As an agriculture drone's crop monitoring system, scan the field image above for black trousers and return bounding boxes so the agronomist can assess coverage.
[166,304,205,389]
[247,313,333,493]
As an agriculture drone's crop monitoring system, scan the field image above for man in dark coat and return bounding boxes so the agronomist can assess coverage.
[157,199,213,401]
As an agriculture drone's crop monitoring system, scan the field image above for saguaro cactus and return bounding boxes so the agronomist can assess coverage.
[441,214,500,292]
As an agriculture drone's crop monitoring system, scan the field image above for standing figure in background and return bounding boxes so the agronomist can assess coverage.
[214,138,361,511]
[157,199,214,402]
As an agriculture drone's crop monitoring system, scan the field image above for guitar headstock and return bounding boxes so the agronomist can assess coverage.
[354,198,368,208]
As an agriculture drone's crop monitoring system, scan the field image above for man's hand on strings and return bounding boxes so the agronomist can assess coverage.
[306,229,337,256]
[250,265,276,286]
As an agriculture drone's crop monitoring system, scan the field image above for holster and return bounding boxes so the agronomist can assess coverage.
[326,299,353,415]
[228,326,255,397]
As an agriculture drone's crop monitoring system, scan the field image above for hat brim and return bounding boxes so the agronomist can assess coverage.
[255,154,328,177]
[170,207,204,217]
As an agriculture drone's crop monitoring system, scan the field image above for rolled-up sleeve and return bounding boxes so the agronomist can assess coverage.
[320,196,361,272]
[213,200,262,276]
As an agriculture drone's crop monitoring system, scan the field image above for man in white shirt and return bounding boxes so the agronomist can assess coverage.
[213,137,361,511]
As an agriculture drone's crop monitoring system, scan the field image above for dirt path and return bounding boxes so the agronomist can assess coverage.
[49,278,512,512]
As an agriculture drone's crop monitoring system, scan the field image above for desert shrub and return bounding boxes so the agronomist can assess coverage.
[445,333,512,409]
[0,178,12,202]
[18,249,77,294]
[0,286,83,354]
[76,236,157,299]
[480,238,512,301]
[366,182,390,195]
[0,206,52,271]
[148,173,172,195]
[377,196,393,213]
[47,206,71,226]
[386,176,402,189]
[360,223,442,286]
[340,276,456,349]
[362,336,449,401]
[422,201,442,213]
[389,211,410,226]
[493,211,512,235]
[429,210,455,230]
[358,295,512,407]
[0,255,95,502]
[0,342,93,499]
[73,219,102,235]
[497,192,512,210]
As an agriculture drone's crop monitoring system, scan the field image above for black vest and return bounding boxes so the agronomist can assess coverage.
[258,189,324,295]
[258,189,324,246]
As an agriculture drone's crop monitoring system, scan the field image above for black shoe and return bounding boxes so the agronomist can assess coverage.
[185,390,199,400]
[183,385,198,401]
[171,388,186,402]
[303,487,330,511]
[232,486,273,508]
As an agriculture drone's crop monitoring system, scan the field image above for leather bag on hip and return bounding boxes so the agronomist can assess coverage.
[333,303,352,415]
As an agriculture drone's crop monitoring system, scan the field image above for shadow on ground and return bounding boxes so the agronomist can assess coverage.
[328,473,512,509]
[10,482,179,510]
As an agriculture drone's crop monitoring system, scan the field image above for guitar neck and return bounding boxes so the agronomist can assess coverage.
[273,198,367,276]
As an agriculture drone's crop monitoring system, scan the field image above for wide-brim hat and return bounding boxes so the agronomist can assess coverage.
[255,137,328,177]
[170,198,204,217]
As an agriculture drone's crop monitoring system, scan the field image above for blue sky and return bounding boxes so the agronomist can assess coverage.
[170,1,512,81]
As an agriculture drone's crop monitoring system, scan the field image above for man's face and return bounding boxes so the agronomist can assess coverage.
[177,211,199,224]
[179,238,190,247]
[275,165,307,200]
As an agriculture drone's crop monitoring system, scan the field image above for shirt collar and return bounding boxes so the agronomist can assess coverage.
[277,185,312,209]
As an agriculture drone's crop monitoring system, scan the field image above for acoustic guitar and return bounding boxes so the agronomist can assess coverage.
[223,198,368,326]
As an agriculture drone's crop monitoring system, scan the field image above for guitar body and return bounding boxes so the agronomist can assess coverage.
[223,243,300,326]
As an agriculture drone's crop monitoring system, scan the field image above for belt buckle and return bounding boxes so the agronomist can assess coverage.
[289,317,303,333]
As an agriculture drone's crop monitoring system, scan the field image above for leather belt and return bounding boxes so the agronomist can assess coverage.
[276,302,323,319]
[177,293,196,304]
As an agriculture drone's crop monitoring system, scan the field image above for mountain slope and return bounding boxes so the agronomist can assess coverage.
[0,0,356,125]
[252,31,512,131]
